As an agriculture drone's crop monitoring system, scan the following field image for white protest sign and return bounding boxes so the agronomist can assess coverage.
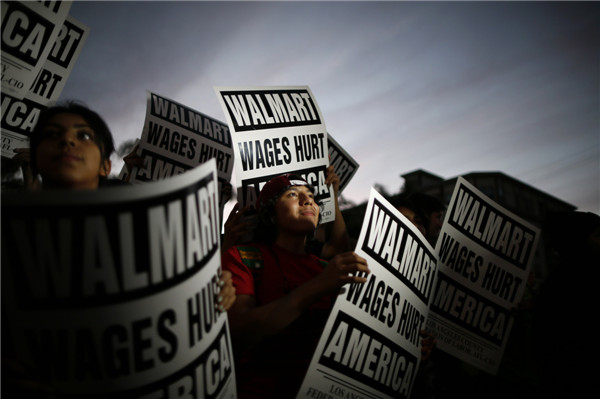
[426,177,539,375]
[1,159,236,399]
[1,93,43,156]
[214,86,335,223]
[1,13,89,158]
[297,188,438,399]
[0,0,71,99]
[327,133,359,194]
[26,14,90,104]
[127,91,234,219]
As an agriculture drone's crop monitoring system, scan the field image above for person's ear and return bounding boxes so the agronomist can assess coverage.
[99,159,112,177]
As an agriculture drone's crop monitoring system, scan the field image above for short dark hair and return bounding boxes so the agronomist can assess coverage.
[255,177,321,244]
[30,101,115,175]
[391,194,428,225]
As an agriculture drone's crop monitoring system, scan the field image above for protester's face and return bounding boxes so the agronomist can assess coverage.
[35,113,111,190]
[275,185,319,234]
[398,206,427,236]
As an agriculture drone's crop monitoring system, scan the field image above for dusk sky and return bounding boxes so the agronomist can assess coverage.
[60,1,599,213]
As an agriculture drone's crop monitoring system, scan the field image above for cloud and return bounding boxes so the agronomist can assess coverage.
[61,1,599,212]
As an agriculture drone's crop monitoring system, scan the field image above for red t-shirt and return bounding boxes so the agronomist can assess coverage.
[222,243,334,399]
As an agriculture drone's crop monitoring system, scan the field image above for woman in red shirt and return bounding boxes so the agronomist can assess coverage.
[222,174,370,398]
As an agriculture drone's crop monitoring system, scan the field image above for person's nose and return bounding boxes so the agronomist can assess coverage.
[300,193,313,205]
[58,130,77,147]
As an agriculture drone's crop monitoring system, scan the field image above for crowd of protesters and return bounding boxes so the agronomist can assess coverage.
[2,101,598,398]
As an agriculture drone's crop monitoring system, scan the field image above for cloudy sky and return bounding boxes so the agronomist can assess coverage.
[59,0,599,213]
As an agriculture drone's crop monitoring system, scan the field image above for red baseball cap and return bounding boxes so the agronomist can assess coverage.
[256,174,310,210]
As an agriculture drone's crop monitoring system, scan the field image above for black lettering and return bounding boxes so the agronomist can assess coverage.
[1,3,53,65]
[1,94,42,134]
[74,329,102,381]
[103,325,130,378]
[132,317,154,372]
[47,19,84,68]
[449,185,535,268]
[431,275,509,345]
[396,300,424,346]
[320,313,415,398]
[24,328,69,380]
[481,262,523,302]
[30,69,62,99]
[237,141,254,171]
[157,309,178,363]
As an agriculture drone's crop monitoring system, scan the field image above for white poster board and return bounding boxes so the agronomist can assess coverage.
[426,177,539,374]
[1,0,71,99]
[297,188,438,399]
[1,11,89,158]
[1,160,237,399]
[126,91,234,217]
[214,86,335,223]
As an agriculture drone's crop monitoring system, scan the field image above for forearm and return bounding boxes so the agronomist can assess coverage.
[229,276,331,350]
[325,197,352,255]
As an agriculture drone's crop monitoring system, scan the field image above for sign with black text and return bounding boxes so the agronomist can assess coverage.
[127,91,234,219]
[426,177,539,374]
[1,0,71,99]
[214,86,335,223]
[327,133,359,194]
[1,160,236,399]
[297,189,437,399]
[1,11,89,158]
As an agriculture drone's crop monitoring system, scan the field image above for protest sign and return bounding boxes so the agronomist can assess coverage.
[214,86,335,223]
[327,133,358,194]
[1,12,89,158]
[297,188,437,399]
[26,14,89,104]
[1,159,236,399]
[1,93,42,155]
[1,0,71,99]
[426,177,539,375]
[127,91,234,219]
